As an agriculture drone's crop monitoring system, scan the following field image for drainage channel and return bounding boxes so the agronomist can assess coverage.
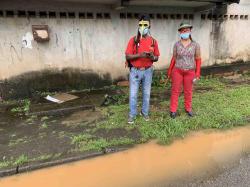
[0,126,249,187]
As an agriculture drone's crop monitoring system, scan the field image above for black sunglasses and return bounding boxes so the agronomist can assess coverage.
[139,24,149,27]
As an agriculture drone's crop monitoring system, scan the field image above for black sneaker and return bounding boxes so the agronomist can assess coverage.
[186,110,193,117]
[140,112,150,121]
[128,117,135,124]
[170,112,177,119]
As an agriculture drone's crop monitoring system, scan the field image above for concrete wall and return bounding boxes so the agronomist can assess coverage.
[0,1,249,81]
[216,0,250,64]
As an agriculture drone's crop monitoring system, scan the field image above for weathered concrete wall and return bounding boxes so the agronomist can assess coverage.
[0,1,249,83]
[215,0,250,64]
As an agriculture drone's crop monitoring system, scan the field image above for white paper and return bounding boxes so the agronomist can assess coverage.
[45,95,63,103]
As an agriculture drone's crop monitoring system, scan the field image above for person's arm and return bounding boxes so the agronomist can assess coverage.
[149,40,160,62]
[167,57,176,78]
[167,44,177,78]
[125,37,148,67]
[195,43,201,79]
[126,52,147,61]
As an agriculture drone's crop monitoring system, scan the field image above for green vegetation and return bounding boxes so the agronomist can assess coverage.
[0,75,249,170]
[78,137,135,152]
[95,77,250,144]
[14,155,29,166]
[40,122,48,129]
[71,133,135,152]
[11,99,31,115]
[0,153,63,169]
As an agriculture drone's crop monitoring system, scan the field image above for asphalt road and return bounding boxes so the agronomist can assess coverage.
[189,155,250,187]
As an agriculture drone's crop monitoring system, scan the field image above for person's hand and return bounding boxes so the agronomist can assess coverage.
[140,52,148,58]
[125,61,129,68]
[195,75,200,80]
[148,52,155,61]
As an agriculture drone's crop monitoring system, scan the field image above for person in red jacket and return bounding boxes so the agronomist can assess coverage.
[167,23,201,119]
[125,14,160,124]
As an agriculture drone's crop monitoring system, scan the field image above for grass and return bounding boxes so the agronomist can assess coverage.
[68,76,250,152]
[14,155,29,166]
[0,76,249,170]
[79,137,135,152]
[95,76,250,145]
[0,153,64,169]
[0,161,11,168]
[40,122,48,129]
[10,99,31,115]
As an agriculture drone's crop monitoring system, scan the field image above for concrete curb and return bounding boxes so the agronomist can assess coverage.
[0,147,128,178]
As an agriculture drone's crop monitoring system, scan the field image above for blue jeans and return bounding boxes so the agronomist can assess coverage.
[129,67,153,118]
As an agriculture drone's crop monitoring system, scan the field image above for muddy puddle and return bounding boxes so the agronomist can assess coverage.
[0,126,250,187]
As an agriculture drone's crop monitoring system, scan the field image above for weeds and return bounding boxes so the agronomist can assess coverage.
[11,99,31,115]
[97,77,250,144]
[14,155,29,166]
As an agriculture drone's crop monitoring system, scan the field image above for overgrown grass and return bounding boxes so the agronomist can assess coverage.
[14,155,29,166]
[10,99,31,115]
[69,77,249,152]
[96,77,250,145]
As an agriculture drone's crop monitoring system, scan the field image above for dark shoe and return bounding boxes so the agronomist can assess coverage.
[170,112,177,119]
[140,112,150,121]
[128,116,135,124]
[186,110,193,117]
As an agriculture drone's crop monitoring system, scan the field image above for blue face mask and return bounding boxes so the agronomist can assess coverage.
[139,27,149,36]
[180,32,191,39]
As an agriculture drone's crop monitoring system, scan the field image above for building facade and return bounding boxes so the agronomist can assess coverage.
[0,0,248,97]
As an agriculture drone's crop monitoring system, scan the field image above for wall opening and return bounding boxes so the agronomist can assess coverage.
[60,12,67,18]
[120,13,126,19]
[176,14,182,19]
[28,11,36,18]
[68,12,75,18]
[86,12,94,19]
[127,13,132,19]
[156,13,162,19]
[189,14,194,20]
[96,13,103,19]
[49,11,56,18]
[18,10,26,18]
[163,14,168,19]
[79,12,85,19]
[104,13,111,19]
[149,13,154,19]
[6,10,14,17]
[39,11,48,18]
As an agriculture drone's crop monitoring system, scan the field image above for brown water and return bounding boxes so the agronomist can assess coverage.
[1,126,250,187]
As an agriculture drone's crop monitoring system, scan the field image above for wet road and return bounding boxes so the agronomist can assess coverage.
[189,155,250,187]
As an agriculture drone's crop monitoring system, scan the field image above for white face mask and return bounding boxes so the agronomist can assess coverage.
[139,27,149,36]
[138,20,150,36]
[180,32,191,39]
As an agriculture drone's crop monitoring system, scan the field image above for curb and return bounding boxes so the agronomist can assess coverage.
[0,147,128,178]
